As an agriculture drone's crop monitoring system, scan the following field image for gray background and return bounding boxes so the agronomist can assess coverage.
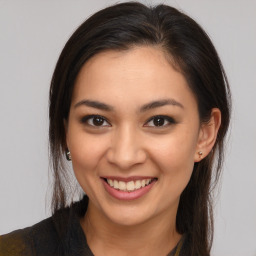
[0,0,255,255]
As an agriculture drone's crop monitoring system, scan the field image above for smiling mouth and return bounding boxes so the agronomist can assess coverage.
[103,178,157,192]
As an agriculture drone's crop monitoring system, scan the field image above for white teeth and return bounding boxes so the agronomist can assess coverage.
[135,180,141,189]
[127,181,135,191]
[107,179,113,187]
[113,180,119,189]
[119,181,126,190]
[106,178,154,192]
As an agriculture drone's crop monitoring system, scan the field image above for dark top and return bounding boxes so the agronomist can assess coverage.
[0,196,188,256]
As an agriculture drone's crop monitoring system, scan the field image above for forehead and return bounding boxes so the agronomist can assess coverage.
[72,46,197,111]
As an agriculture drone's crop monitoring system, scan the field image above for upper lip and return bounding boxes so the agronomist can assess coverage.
[101,176,157,182]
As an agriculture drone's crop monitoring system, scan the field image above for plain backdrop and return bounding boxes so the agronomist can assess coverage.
[0,1,256,255]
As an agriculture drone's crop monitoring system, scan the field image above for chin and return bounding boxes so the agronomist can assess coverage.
[107,212,151,227]
[98,200,158,227]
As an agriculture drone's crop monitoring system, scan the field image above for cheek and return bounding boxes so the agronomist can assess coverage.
[68,134,109,198]
[148,131,197,180]
[151,132,197,163]
[68,133,109,176]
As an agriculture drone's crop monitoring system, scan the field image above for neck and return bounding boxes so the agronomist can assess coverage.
[80,200,182,256]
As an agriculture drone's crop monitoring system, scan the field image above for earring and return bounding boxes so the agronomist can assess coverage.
[198,151,203,158]
[66,150,72,161]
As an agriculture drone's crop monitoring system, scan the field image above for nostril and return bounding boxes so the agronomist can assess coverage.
[106,147,147,169]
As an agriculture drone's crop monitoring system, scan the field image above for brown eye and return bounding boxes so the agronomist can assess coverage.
[81,115,110,127]
[93,116,104,126]
[145,115,176,127]
[153,117,165,126]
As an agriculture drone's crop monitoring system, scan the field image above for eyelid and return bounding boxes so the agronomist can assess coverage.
[144,115,176,127]
[80,114,176,128]
[80,114,111,127]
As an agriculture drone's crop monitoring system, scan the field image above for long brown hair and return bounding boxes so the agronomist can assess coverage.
[49,2,231,255]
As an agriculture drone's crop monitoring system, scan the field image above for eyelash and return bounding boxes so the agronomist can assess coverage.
[144,115,176,127]
[80,115,176,128]
[80,115,111,127]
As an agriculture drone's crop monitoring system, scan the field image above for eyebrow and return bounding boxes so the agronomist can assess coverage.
[139,99,184,112]
[74,99,114,111]
[74,98,184,112]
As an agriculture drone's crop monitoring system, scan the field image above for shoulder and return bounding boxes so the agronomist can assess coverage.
[0,196,89,256]
[0,217,59,256]
[0,225,33,256]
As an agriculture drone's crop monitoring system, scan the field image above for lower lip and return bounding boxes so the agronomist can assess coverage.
[102,179,157,201]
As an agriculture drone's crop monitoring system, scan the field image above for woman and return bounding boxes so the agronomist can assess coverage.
[0,2,231,255]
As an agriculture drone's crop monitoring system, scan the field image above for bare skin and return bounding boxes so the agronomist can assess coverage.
[65,46,221,255]
[81,199,181,256]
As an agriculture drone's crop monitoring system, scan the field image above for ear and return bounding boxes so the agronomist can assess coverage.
[194,108,221,162]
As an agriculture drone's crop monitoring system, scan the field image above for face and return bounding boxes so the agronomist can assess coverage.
[66,46,202,227]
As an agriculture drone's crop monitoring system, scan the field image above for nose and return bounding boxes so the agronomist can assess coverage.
[106,125,147,170]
